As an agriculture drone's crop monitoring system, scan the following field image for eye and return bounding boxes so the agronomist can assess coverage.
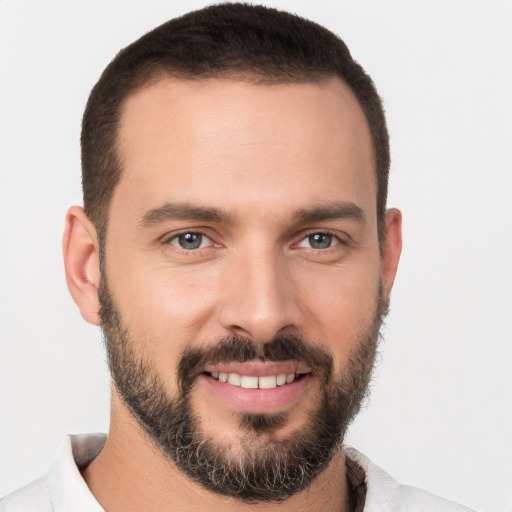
[169,232,211,250]
[298,232,340,250]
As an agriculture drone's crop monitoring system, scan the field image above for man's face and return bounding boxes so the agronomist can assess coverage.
[100,77,394,500]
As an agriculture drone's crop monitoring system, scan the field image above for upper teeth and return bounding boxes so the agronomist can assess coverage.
[210,372,296,389]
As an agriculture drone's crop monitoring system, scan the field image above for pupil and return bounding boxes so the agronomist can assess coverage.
[179,233,202,249]
[310,233,331,249]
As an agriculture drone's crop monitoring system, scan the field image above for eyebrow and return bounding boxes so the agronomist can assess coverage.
[141,203,233,227]
[141,201,365,228]
[293,202,365,224]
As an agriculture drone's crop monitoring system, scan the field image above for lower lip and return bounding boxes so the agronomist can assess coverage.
[200,374,311,413]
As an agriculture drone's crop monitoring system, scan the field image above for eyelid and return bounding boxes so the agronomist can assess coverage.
[162,228,225,254]
[162,227,210,243]
[160,228,348,252]
[293,229,346,249]
[169,232,211,249]
[298,228,344,239]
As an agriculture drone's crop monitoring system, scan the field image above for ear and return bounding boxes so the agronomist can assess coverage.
[62,206,101,325]
[380,208,402,298]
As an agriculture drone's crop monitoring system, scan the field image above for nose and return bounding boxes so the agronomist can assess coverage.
[218,249,303,343]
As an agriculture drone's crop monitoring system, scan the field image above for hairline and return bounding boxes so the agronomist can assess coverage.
[100,69,381,245]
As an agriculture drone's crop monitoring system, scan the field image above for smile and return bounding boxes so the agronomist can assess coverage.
[208,371,303,389]
[201,362,313,412]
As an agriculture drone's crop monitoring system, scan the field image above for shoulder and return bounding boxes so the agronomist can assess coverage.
[345,447,477,512]
[392,485,476,512]
[0,476,52,512]
[1,434,106,512]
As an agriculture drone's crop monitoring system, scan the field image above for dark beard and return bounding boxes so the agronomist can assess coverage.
[99,278,386,503]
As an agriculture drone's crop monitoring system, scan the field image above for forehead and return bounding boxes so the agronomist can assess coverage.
[114,77,376,222]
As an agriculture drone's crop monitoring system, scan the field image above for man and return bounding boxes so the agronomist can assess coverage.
[1,4,476,511]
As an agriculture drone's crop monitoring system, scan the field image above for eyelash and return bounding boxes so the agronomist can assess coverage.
[165,231,214,251]
[164,229,345,253]
[294,230,344,251]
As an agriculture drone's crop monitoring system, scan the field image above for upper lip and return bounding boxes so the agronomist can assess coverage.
[203,361,312,377]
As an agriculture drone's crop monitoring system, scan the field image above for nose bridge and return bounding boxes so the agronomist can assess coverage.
[219,244,301,343]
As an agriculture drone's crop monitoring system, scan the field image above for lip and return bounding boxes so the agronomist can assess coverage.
[204,361,312,377]
[200,371,312,413]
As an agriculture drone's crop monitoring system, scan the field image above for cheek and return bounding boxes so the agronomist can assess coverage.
[108,257,221,360]
[298,262,381,359]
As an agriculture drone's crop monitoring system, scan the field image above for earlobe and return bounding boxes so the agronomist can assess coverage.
[381,208,403,297]
[62,206,101,326]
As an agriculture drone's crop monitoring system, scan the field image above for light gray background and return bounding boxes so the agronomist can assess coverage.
[1,1,511,510]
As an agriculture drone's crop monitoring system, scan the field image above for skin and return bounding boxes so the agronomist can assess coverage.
[63,77,402,511]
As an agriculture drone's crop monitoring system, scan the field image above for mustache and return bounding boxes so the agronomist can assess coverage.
[178,335,334,392]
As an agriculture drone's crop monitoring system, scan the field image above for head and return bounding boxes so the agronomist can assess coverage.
[64,3,401,504]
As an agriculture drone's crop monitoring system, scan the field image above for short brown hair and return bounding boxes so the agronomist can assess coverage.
[81,3,389,242]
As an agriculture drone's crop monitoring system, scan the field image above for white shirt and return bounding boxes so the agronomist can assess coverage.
[0,434,476,511]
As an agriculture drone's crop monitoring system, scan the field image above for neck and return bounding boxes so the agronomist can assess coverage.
[82,393,353,512]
